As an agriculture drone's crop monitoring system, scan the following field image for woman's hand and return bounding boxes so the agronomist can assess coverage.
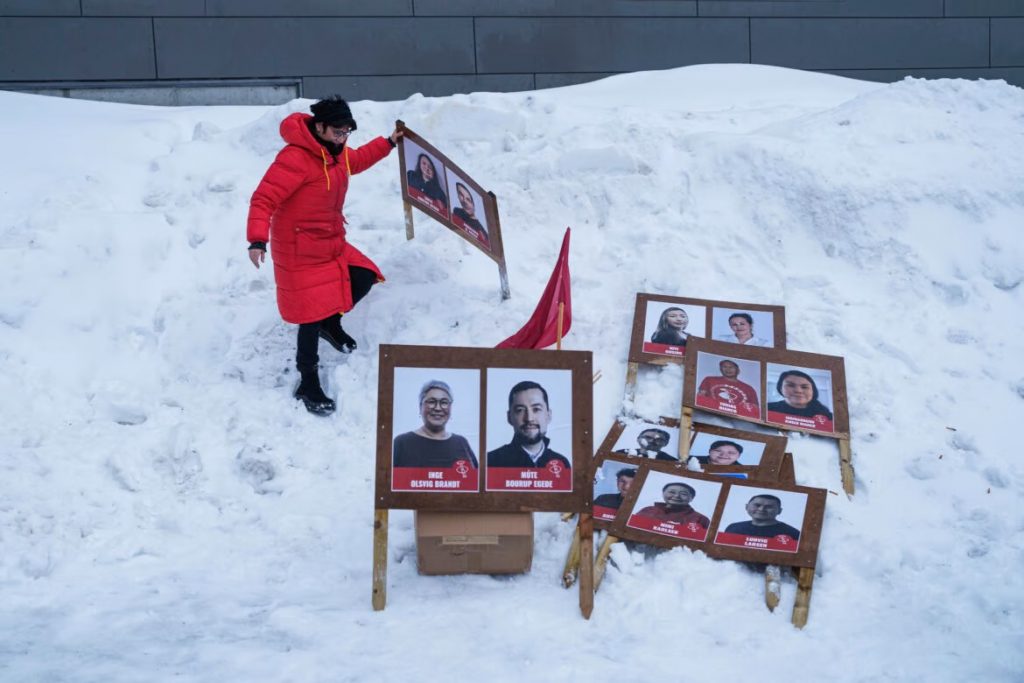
[389,126,404,146]
[249,247,265,269]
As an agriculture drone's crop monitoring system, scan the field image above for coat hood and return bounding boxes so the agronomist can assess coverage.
[280,112,330,156]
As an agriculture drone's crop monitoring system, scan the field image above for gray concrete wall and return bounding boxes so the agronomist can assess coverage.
[1,0,1022,104]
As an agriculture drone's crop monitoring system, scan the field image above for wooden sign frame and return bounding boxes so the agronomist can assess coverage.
[376,344,593,512]
[397,122,510,299]
[627,293,787,367]
[607,460,826,569]
[682,338,850,439]
[374,344,596,617]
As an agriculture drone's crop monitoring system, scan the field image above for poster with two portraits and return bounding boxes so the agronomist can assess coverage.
[602,459,826,567]
[375,344,592,512]
[398,124,506,266]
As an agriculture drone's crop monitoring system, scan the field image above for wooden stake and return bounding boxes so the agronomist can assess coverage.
[791,566,815,628]
[371,509,389,611]
[556,302,564,350]
[838,437,855,496]
[562,522,581,588]
[765,564,782,612]
[678,406,694,459]
[578,514,594,619]
[593,534,619,592]
[403,201,415,241]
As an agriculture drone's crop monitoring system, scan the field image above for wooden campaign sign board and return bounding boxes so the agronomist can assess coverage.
[375,344,593,513]
[627,293,786,367]
[683,338,850,439]
[607,460,826,568]
[397,123,508,266]
[591,422,789,531]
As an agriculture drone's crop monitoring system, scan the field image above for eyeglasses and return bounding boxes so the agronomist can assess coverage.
[328,126,353,139]
[423,398,451,409]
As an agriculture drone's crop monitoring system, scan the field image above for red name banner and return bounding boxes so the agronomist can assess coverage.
[452,214,489,246]
[642,342,685,357]
[408,186,447,216]
[627,514,709,541]
[714,531,799,553]
[593,505,618,521]
[486,463,572,492]
[391,462,478,492]
[766,410,834,433]
[695,394,761,419]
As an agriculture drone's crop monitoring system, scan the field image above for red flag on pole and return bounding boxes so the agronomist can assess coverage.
[497,227,572,350]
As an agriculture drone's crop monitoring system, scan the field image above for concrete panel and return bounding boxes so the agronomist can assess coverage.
[698,0,942,17]
[536,72,620,89]
[0,0,79,15]
[0,18,155,80]
[305,73,535,101]
[206,0,412,16]
[83,0,204,16]
[945,1,1024,16]
[752,18,989,69]
[413,0,696,16]
[993,18,1024,65]
[476,18,748,73]
[825,67,1024,87]
[155,18,473,78]
[2,80,299,105]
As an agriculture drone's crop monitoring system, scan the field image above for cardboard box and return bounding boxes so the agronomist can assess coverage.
[415,511,534,575]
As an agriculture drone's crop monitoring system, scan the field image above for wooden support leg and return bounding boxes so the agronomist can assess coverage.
[403,201,415,241]
[593,534,619,592]
[838,437,855,496]
[372,509,389,611]
[679,406,694,459]
[791,566,815,628]
[562,524,581,588]
[498,261,511,301]
[765,564,782,612]
[578,514,594,619]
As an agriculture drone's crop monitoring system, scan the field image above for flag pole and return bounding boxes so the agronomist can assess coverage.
[556,302,564,350]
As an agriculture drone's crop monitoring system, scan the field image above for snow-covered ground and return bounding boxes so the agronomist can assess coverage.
[2,64,1022,682]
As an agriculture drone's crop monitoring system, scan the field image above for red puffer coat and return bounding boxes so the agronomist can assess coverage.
[247,112,393,324]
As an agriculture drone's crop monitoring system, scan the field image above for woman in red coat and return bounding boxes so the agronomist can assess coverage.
[247,96,402,415]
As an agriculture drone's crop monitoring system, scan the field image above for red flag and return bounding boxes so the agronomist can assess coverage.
[497,227,572,350]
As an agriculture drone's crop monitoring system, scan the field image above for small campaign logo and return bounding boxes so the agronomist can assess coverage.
[776,535,791,546]
[547,460,565,478]
[815,415,827,426]
[454,460,470,478]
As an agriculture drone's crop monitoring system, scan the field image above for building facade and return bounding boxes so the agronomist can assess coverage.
[2,0,1022,105]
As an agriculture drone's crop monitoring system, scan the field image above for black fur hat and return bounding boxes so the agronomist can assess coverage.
[310,95,357,131]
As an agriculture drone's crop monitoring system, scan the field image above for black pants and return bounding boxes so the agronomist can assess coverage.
[296,266,377,369]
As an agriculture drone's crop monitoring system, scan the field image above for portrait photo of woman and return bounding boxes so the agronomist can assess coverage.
[765,365,835,433]
[404,141,449,217]
[641,302,706,358]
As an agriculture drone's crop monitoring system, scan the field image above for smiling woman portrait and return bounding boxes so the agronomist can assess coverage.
[393,379,479,469]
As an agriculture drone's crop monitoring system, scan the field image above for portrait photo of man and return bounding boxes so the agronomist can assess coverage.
[390,368,480,492]
[715,487,807,553]
[485,368,573,492]
[592,464,636,520]
[612,423,679,461]
[446,170,490,248]
[694,353,762,420]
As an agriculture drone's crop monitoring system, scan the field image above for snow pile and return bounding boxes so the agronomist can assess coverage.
[1,65,1022,681]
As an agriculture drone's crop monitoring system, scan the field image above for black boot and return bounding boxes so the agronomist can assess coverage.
[294,365,335,416]
[319,314,357,353]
